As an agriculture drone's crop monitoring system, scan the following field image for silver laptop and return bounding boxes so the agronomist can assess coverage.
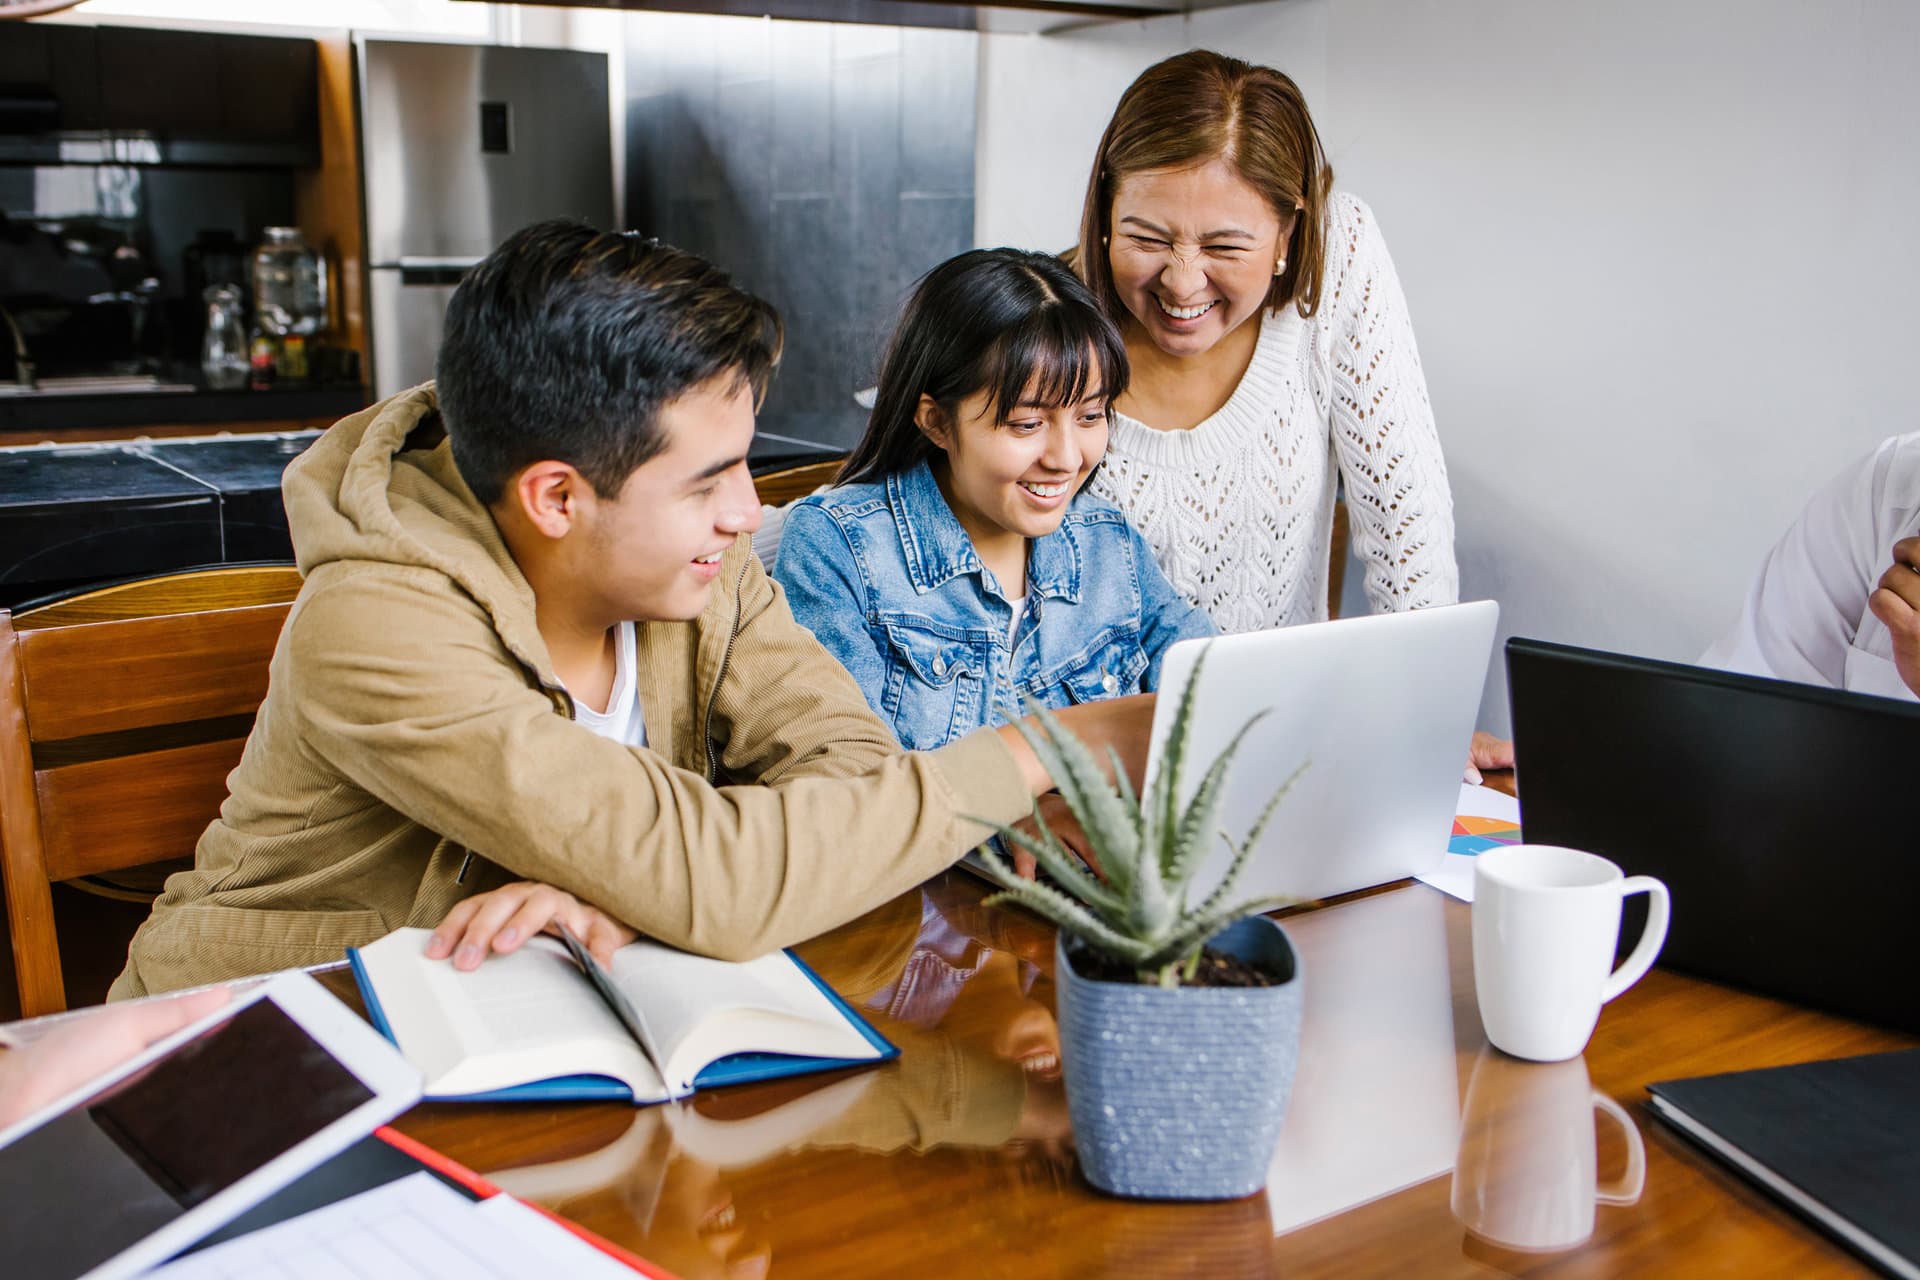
[1149,600,1499,903]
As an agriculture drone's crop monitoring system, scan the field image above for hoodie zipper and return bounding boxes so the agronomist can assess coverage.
[703,554,749,782]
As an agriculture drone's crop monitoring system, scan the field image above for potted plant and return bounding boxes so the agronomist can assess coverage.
[976,649,1307,1200]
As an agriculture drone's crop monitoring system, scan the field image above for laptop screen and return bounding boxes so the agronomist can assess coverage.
[1506,637,1920,1035]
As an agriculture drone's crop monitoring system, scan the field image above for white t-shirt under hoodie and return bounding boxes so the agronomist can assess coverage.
[568,621,649,746]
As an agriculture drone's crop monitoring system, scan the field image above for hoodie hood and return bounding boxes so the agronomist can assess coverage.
[282,383,557,686]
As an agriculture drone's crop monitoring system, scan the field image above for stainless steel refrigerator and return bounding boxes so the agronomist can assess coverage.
[357,39,613,399]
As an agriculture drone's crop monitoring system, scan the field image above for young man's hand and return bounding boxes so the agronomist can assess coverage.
[427,881,639,971]
[1868,536,1920,697]
[1010,794,1105,880]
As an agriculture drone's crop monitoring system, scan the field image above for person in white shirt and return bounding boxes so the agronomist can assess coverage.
[1702,432,1920,701]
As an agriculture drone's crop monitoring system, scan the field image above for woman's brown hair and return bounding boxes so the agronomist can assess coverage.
[1075,49,1334,321]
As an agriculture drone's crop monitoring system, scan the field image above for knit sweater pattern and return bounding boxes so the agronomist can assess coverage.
[1090,191,1460,633]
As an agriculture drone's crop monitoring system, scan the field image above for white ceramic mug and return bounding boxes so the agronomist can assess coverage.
[1451,1046,1646,1252]
[1472,845,1670,1062]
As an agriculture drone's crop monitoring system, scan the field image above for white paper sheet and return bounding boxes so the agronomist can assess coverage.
[1415,783,1524,903]
[146,1172,637,1280]
[1454,781,1521,825]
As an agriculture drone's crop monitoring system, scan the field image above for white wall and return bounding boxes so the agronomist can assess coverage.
[974,16,1186,252]
[978,0,1920,731]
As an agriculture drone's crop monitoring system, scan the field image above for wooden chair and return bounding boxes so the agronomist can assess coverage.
[1328,499,1350,619]
[752,457,844,507]
[0,563,302,1016]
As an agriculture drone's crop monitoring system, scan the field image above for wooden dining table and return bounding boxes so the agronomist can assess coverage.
[324,850,1913,1280]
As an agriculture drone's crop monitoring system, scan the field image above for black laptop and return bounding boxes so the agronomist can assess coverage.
[1505,637,1920,1036]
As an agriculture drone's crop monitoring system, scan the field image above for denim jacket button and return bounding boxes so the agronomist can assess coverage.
[933,655,947,678]
[1101,670,1119,693]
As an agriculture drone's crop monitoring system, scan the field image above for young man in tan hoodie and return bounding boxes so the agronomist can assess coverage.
[111,222,1146,998]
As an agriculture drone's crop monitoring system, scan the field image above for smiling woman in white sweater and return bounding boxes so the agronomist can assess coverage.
[1075,50,1459,634]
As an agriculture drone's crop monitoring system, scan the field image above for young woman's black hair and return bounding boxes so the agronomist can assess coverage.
[838,248,1130,486]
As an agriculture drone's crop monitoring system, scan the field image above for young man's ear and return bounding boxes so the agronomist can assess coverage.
[509,460,591,540]
[914,395,952,450]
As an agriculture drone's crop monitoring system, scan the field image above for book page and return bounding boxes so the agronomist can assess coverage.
[605,944,879,1090]
[356,930,664,1100]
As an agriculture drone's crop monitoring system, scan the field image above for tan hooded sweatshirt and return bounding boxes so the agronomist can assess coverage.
[111,387,1030,997]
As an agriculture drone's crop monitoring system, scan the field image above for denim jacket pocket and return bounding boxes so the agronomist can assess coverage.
[1055,635,1150,706]
[880,621,991,749]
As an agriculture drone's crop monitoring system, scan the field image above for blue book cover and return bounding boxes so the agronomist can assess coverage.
[347,937,897,1106]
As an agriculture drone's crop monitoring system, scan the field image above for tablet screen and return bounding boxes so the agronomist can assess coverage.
[0,997,375,1280]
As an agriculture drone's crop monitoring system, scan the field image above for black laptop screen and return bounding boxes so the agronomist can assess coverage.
[1506,638,1920,1035]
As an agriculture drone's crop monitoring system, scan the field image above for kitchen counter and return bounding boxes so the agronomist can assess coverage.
[0,427,844,608]
[0,380,370,443]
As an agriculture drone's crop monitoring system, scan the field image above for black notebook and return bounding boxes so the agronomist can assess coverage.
[1647,1050,1920,1279]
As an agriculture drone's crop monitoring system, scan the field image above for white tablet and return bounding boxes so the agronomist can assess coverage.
[0,970,422,1280]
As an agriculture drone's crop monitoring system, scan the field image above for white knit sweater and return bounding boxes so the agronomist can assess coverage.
[1090,192,1459,634]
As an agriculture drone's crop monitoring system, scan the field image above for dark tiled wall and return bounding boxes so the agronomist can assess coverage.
[624,17,977,450]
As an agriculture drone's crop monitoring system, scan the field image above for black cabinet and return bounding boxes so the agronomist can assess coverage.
[0,24,100,132]
[97,28,224,138]
[0,24,317,167]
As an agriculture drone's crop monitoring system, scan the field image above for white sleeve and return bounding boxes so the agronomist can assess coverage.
[1700,436,1906,685]
[1321,193,1460,613]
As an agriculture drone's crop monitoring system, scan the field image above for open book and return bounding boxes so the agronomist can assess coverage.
[349,928,896,1105]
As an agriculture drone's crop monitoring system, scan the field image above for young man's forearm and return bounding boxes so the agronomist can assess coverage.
[994,693,1154,798]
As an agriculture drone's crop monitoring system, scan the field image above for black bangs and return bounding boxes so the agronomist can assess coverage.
[838,248,1131,487]
[978,296,1132,424]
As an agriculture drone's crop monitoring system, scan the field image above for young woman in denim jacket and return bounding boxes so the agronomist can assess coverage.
[774,248,1214,752]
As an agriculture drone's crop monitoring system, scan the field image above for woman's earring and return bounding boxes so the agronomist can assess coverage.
[1274,257,1288,276]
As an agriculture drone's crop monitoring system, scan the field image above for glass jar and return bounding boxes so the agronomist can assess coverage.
[200,284,249,391]
[251,226,327,338]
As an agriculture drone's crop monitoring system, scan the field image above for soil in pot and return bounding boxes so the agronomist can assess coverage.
[1068,944,1286,988]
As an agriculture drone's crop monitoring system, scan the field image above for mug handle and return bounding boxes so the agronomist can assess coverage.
[1601,876,1670,1003]
[1591,1091,1646,1205]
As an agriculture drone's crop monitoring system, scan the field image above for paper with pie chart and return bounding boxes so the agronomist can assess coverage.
[1417,783,1523,902]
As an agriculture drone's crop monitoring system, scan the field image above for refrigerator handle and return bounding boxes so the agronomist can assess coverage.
[395,257,485,286]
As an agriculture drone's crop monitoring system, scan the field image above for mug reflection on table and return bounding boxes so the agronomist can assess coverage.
[1451,1046,1645,1253]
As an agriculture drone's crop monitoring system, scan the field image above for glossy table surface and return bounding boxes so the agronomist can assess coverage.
[332,867,1911,1280]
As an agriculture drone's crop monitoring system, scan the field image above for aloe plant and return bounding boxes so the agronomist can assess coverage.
[974,646,1306,989]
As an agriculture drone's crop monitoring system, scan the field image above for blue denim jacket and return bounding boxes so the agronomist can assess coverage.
[773,459,1215,751]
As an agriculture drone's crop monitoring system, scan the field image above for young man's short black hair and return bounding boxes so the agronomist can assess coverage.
[437,220,783,504]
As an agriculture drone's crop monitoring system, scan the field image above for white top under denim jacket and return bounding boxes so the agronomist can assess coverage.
[773,458,1216,750]
[1702,432,1920,702]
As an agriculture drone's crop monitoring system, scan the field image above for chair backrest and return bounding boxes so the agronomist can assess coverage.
[752,458,842,507]
[1328,499,1350,619]
[0,563,302,1015]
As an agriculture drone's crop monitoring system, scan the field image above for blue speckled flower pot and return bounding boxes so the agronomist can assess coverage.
[1056,915,1303,1200]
